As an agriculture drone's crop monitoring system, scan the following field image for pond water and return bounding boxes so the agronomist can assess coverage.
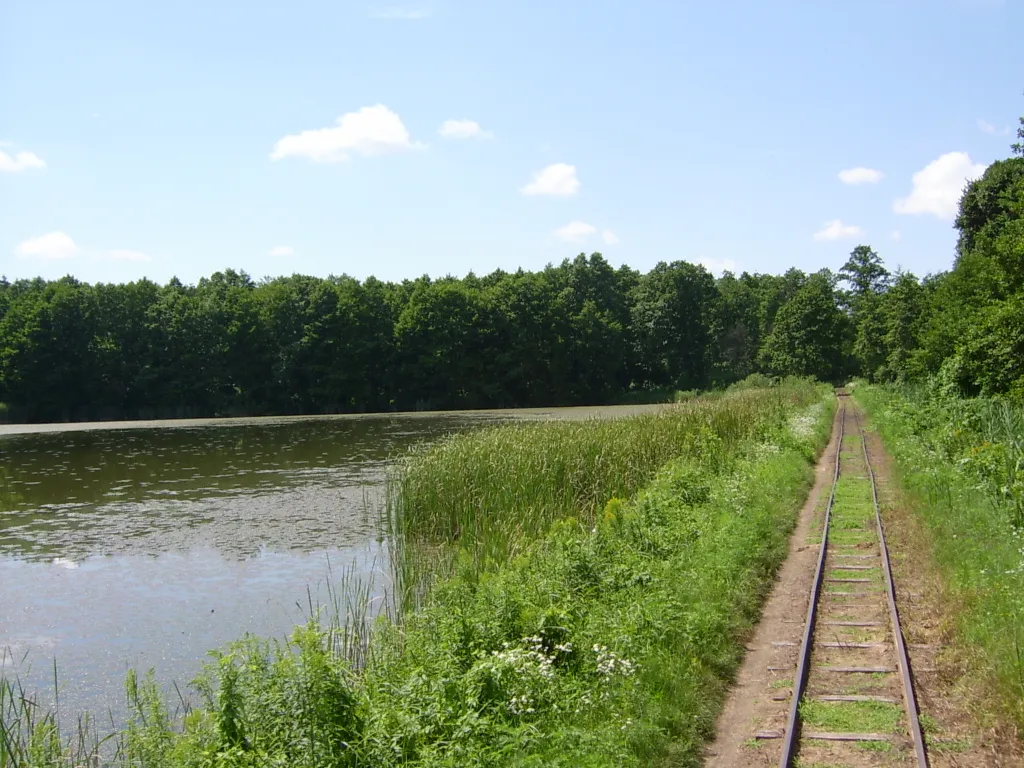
[0,405,656,723]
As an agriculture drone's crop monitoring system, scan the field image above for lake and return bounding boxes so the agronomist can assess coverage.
[0,405,656,722]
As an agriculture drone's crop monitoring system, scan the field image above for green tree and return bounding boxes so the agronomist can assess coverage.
[839,245,890,300]
[0,278,98,421]
[919,149,1024,388]
[758,271,849,381]
[630,261,720,392]
[878,271,925,382]
[839,245,890,380]
[394,280,503,410]
[714,272,761,383]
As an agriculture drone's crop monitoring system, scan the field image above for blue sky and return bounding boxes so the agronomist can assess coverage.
[1,0,1021,286]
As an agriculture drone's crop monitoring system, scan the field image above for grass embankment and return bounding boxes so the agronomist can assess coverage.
[2,380,833,767]
[854,382,1024,729]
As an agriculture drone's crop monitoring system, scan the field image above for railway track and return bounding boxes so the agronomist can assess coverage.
[763,394,929,767]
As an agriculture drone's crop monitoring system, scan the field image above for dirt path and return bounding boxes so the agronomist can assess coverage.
[704,400,1024,768]
[703,405,842,767]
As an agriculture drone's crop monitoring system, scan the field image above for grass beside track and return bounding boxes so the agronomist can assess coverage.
[854,381,1024,732]
[2,380,833,767]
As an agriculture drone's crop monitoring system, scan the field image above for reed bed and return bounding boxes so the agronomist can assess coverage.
[388,379,814,577]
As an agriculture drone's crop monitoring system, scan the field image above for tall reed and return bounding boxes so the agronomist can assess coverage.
[386,378,819,592]
[0,662,109,767]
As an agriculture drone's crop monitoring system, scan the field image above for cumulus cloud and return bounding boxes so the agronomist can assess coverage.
[371,6,432,19]
[893,151,987,220]
[0,149,46,173]
[106,249,151,262]
[554,220,596,243]
[15,232,78,260]
[521,163,580,196]
[438,119,492,139]
[15,233,154,264]
[270,105,420,163]
[813,219,865,242]
[269,245,295,257]
[602,230,620,246]
[838,167,883,185]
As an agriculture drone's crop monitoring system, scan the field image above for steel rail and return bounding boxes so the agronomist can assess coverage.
[777,397,846,767]
[778,398,929,768]
[856,408,929,767]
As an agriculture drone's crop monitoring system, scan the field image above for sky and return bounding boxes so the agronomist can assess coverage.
[1,0,1022,286]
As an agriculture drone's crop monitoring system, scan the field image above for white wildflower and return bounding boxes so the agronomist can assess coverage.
[593,645,637,679]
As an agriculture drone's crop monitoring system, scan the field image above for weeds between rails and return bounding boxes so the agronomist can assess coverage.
[773,402,927,767]
[2,379,833,767]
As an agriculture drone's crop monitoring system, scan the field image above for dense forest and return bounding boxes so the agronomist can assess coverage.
[2,121,1022,423]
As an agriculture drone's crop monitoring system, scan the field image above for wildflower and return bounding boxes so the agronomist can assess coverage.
[593,645,637,679]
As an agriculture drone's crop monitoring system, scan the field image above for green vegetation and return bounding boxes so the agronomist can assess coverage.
[855,382,1024,729]
[1,381,834,766]
[799,699,904,734]
[389,386,790,578]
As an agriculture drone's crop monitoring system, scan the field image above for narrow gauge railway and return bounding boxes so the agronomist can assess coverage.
[762,394,929,767]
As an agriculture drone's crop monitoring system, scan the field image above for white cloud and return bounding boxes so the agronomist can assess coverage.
[977,118,1010,136]
[371,6,432,19]
[602,230,620,246]
[521,163,580,196]
[0,149,46,173]
[270,104,420,163]
[890,230,902,241]
[15,232,78,260]
[893,151,987,220]
[438,119,492,140]
[838,166,883,185]
[554,220,596,243]
[106,249,151,262]
[813,219,865,242]
[700,257,737,275]
[269,245,295,257]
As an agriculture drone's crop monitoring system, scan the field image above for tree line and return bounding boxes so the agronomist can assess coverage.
[1,119,1021,423]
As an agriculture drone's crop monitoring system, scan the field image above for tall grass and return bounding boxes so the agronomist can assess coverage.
[854,382,1024,728]
[0,666,107,767]
[388,380,816,586]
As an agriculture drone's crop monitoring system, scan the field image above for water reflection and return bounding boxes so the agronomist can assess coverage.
[0,413,509,562]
